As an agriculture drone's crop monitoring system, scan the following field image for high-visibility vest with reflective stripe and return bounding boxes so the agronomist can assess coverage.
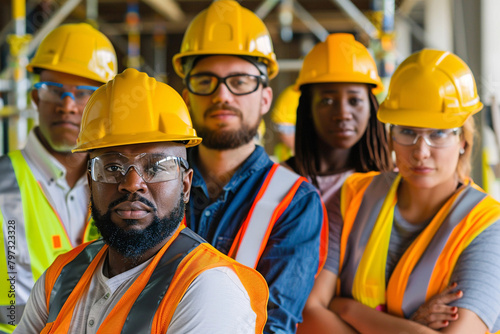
[338,172,500,319]
[0,151,98,333]
[228,163,328,272]
[40,227,269,334]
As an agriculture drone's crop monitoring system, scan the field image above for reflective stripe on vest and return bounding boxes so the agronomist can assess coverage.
[0,151,97,332]
[338,172,500,318]
[339,172,396,301]
[42,227,268,333]
[229,164,304,268]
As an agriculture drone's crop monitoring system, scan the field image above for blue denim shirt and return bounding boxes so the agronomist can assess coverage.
[187,145,324,334]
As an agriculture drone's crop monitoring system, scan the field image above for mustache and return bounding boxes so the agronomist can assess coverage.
[108,194,157,212]
[204,103,243,118]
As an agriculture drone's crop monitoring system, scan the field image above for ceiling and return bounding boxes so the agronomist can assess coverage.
[0,0,424,90]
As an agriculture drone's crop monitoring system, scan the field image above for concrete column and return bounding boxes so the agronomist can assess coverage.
[481,0,500,102]
[424,0,453,51]
[481,0,500,198]
[394,16,412,63]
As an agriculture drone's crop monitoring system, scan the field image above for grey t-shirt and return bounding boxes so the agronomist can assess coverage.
[325,194,500,331]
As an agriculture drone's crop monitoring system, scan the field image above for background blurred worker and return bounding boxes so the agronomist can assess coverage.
[271,84,300,162]
[0,23,117,333]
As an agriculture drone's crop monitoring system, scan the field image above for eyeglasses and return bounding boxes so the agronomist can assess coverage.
[34,81,100,106]
[186,73,267,96]
[391,125,462,148]
[88,152,189,184]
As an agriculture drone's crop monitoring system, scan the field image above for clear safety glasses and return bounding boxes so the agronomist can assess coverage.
[34,81,100,106]
[391,125,462,148]
[88,152,189,184]
[186,73,267,96]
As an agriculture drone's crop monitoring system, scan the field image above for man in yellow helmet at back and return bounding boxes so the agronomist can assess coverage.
[271,85,300,162]
[13,68,269,333]
[173,1,328,332]
[0,23,117,333]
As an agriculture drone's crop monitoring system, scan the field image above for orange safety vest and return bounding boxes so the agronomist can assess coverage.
[338,172,500,319]
[227,163,328,273]
[40,227,269,334]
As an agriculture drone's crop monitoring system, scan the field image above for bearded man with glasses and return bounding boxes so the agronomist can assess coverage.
[0,23,117,333]
[14,68,268,334]
[172,1,328,333]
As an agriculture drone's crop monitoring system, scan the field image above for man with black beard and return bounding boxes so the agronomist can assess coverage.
[172,1,328,333]
[91,191,184,260]
[13,68,269,334]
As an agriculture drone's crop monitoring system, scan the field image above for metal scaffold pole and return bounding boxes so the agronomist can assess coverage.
[4,0,32,154]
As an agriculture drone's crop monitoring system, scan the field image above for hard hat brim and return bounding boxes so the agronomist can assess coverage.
[73,133,202,153]
[377,103,483,129]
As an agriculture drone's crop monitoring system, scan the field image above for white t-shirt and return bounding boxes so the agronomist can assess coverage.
[14,254,257,333]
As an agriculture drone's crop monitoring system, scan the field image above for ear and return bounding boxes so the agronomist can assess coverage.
[460,138,467,153]
[182,88,191,109]
[260,86,273,116]
[182,168,193,203]
[31,89,40,108]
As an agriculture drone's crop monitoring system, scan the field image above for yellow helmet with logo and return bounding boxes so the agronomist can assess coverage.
[378,49,483,129]
[271,85,300,125]
[295,33,383,94]
[73,68,202,152]
[172,0,278,79]
[27,23,117,83]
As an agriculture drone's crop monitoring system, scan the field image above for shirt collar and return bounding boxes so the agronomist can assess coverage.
[188,145,272,191]
[24,128,67,182]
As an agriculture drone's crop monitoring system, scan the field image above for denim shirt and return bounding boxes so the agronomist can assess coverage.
[186,145,325,334]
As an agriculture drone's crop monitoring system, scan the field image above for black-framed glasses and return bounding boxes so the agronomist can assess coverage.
[186,73,267,96]
[88,152,189,184]
[34,81,100,106]
[391,125,462,148]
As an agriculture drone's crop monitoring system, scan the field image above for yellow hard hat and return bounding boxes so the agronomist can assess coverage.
[172,0,279,79]
[295,33,383,94]
[73,68,202,152]
[271,85,300,125]
[27,23,117,83]
[378,49,483,129]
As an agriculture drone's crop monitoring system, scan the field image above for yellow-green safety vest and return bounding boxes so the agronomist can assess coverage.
[0,150,98,333]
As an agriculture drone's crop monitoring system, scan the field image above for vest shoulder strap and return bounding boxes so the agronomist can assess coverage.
[231,163,305,268]
[45,240,106,320]
[152,232,269,334]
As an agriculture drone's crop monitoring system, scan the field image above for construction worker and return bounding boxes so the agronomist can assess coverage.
[284,34,391,333]
[172,1,327,332]
[271,85,300,162]
[290,34,392,334]
[14,68,269,333]
[286,33,392,187]
[0,23,117,333]
[300,49,500,333]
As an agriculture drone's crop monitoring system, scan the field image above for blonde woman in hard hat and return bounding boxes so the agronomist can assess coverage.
[301,49,500,333]
[0,23,117,333]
